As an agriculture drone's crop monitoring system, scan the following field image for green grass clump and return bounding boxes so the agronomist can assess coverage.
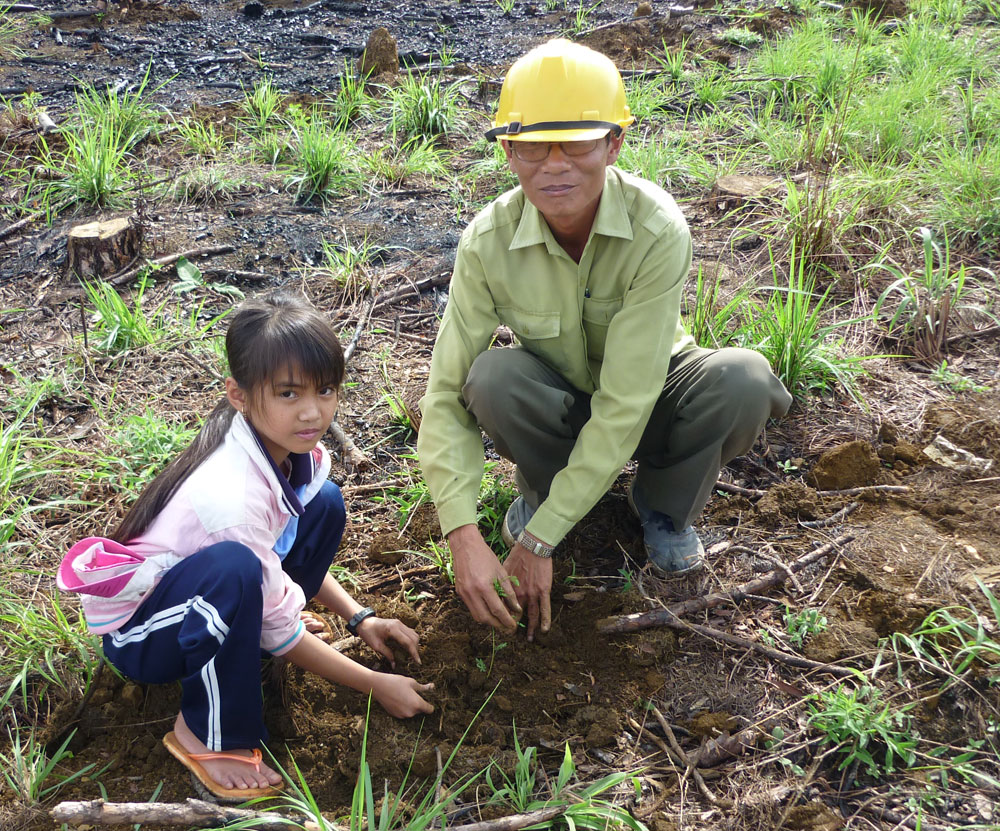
[388,72,460,140]
[287,107,359,202]
[739,245,870,400]
[81,274,171,354]
[106,408,199,493]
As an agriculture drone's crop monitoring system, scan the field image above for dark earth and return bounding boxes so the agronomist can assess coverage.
[2,1,1000,830]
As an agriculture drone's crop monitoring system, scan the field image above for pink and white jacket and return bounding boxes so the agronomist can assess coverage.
[58,413,330,655]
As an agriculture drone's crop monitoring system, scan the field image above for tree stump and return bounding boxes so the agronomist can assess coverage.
[66,216,142,280]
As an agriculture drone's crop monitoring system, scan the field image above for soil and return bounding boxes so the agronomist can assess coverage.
[3,2,1000,831]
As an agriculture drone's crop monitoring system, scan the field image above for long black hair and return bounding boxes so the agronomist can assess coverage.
[112,291,345,543]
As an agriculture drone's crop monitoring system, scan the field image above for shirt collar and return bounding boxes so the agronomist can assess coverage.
[508,167,634,253]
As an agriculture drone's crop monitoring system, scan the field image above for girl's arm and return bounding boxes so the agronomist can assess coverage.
[284,631,434,718]
[313,573,422,668]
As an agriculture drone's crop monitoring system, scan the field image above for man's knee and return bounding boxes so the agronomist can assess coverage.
[706,348,791,418]
[463,349,534,417]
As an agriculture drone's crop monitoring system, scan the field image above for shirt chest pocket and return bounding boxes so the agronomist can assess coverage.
[497,306,561,340]
[582,296,623,359]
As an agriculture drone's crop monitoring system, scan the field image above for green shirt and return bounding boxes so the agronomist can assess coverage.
[418,166,694,547]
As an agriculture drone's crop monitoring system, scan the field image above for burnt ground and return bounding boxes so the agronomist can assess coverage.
[2,1,1000,830]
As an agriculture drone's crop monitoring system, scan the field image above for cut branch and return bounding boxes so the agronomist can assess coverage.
[108,245,236,287]
[50,799,325,830]
[597,534,854,634]
[372,270,450,310]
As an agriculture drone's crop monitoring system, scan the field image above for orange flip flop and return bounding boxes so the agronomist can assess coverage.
[162,731,281,803]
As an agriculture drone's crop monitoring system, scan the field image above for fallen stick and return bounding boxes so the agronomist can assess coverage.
[372,270,450,310]
[815,484,910,497]
[947,324,1000,345]
[50,798,570,831]
[108,245,236,287]
[50,798,325,830]
[650,706,731,809]
[596,534,854,634]
[714,481,765,498]
[328,420,368,471]
[648,611,856,678]
[798,501,859,529]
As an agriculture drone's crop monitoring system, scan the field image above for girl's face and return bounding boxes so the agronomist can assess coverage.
[226,366,339,466]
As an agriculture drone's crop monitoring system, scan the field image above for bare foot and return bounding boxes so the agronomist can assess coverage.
[173,713,282,790]
[300,610,331,641]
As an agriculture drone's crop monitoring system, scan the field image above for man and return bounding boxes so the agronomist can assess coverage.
[418,39,792,641]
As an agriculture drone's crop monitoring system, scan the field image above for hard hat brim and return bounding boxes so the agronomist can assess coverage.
[502,127,614,143]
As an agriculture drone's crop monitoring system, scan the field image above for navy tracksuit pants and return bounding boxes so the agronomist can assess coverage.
[102,481,346,751]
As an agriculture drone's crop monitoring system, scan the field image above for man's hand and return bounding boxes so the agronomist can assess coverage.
[448,524,521,631]
[503,543,552,642]
[356,616,421,668]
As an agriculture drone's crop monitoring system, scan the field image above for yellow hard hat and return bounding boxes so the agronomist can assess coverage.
[486,39,634,143]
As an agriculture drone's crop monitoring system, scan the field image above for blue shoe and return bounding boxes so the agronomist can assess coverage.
[500,497,535,549]
[628,483,705,576]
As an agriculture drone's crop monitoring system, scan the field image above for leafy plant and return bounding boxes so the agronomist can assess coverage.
[105,407,199,493]
[569,0,604,34]
[478,462,516,549]
[172,115,228,156]
[651,37,687,84]
[173,256,244,299]
[722,27,764,49]
[42,108,136,206]
[807,683,916,778]
[784,606,828,647]
[929,359,988,393]
[495,0,516,14]
[360,137,447,186]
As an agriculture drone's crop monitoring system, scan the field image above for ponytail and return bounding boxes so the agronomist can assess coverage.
[111,400,234,543]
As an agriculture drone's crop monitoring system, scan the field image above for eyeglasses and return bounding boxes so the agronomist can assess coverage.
[508,138,602,163]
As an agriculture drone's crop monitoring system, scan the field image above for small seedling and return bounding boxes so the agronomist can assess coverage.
[784,606,828,647]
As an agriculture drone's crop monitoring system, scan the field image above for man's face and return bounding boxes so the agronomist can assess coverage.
[502,134,625,234]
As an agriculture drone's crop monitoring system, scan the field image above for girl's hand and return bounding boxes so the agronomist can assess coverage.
[371,673,435,718]
[356,617,421,668]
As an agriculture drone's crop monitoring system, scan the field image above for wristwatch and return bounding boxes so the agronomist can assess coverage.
[517,530,554,559]
[347,606,376,636]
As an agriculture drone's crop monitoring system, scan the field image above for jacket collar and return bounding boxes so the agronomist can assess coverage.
[508,166,634,253]
[230,413,317,516]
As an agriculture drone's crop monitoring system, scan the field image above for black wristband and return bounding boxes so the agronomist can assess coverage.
[347,606,376,636]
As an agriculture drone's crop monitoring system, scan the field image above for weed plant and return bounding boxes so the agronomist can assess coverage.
[0,725,97,804]
[167,165,254,205]
[43,111,135,206]
[617,130,717,191]
[330,60,373,128]
[485,729,646,830]
[478,462,516,550]
[75,64,161,150]
[287,107,360,202]
[81,274,170,354]
[871,227,997,362]
[240,76,282,134]
[683,265,750,349]
[319,233,381,303]
[360,137,448,186]
[738,245,871,400]
[807,683,916,778]
[172,115,228,156]
[890,579,1000,690]
[388,72,459,140]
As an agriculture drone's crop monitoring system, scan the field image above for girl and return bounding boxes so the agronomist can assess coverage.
[58,291,434,802]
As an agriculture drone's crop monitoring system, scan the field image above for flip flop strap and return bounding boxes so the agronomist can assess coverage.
[188,748,263,773]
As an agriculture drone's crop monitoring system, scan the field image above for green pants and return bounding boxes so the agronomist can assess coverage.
[462,346,792,530]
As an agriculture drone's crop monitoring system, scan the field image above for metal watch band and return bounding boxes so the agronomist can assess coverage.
[347,606,376,636]
[517,530,554,559]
